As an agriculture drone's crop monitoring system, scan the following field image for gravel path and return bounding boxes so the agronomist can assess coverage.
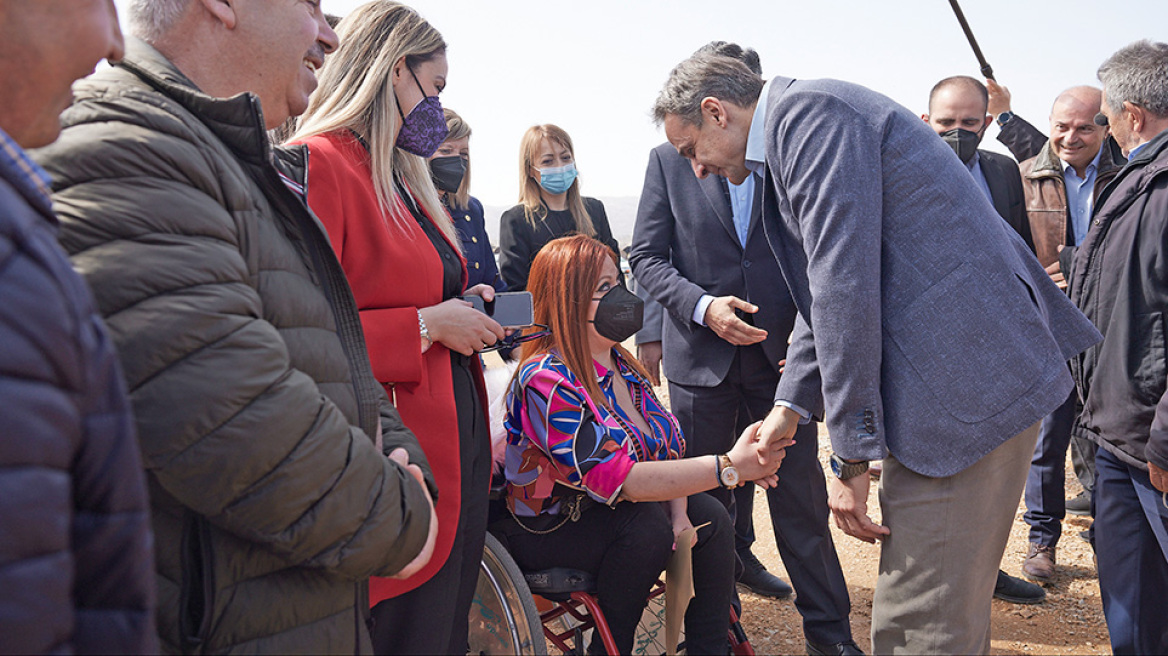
[735,422,1110,655]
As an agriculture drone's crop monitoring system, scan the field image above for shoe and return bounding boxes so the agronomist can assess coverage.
[1066,491,1091,516]
[1022,543,1056,581]
[806,639,865,656]
[737,550,793,599]
[993,569,1045,604]
[1079,525,1093,544]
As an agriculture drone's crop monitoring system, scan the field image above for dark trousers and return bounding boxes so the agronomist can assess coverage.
[492,493,733,655]
[370,358,492,655]
[1024,389,1098,546]
[1093,447,1168,655]
[669,344,852,645]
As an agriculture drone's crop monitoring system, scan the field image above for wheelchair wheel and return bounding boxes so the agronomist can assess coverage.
[469,532,548,655]
[631,586,680,655]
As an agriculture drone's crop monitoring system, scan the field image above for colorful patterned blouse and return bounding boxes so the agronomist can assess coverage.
[503,349,686,517]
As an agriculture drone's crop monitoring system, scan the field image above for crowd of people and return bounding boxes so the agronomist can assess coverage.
[1,0,1166,654]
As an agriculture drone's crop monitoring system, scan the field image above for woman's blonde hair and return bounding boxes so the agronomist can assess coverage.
[517,124,595,236]
[443,108,472,211]
[289,0,457,247]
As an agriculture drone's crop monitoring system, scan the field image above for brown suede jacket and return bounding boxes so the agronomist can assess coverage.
[1020,141,1124,267]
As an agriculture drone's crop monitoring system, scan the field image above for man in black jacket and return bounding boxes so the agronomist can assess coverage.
[922,76,1035,253]
[0,2,157,653]
[1068,39,1168,655]
[921,75,1046,605]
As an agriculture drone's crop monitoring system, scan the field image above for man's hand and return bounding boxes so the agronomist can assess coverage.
[637,341,663,386]
[1045,260,1067,289]
[755,405,800,468]
[1150,461,1168,493]
[704,296,768,346]
[387,448,438,579]
[727,420,791,488]
[986,78,1013,117]
[828,473,891,544]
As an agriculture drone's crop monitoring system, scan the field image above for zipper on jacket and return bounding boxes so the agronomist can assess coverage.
[179,512,215,650]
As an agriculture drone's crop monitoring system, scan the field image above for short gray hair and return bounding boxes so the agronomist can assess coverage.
[127,0,189,42]
[652,53,764,127]
[1097,39,1168,118]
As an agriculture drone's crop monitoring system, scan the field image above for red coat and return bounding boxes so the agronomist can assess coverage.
[300,130,483,602]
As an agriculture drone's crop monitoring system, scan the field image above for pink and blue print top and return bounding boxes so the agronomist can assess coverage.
[503,349,685,517]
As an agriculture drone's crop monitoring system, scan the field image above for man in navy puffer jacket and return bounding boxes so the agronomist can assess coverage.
[0,2,157,653]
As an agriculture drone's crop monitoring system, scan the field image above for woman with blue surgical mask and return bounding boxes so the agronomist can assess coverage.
[497,124,621,293]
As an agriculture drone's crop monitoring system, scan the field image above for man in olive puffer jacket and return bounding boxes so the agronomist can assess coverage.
[32,1,439,653]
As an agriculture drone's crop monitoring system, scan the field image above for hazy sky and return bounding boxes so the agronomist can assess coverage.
[112,0,1165,208]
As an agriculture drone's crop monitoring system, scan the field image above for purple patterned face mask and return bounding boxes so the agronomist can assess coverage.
[395,65,447,158]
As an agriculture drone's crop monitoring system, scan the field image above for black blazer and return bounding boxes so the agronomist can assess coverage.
[629,143,797,387]
[979,149,1036,254]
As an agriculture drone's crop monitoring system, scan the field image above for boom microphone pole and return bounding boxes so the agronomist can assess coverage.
[947,0,994,80]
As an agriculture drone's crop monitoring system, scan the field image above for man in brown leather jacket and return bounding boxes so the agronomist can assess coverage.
[1018,86,1124,583]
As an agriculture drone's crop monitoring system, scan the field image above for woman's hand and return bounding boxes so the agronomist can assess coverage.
[419,298,506,356]
[665,498,696,549]
[728,420,793,487]
[463,283,496,301]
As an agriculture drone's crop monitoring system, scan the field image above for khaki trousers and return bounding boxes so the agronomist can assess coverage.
[871,422,1040,655]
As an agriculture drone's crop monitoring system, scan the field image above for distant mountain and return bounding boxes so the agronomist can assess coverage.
[482,196,641,251]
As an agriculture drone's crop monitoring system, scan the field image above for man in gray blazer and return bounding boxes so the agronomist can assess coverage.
[652,49,1101,653]
[630,140,857,653]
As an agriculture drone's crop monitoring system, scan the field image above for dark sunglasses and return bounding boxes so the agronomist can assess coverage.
[1094,112,1109,127]
[480,323,552,353]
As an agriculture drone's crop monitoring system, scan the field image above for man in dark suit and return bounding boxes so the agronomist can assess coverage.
[651,48,1101,653]
[922,76,1035,254]
[922,76,1047,604]
[630,137,857,655]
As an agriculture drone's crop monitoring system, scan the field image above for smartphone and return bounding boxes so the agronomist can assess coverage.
[462,291,534,328]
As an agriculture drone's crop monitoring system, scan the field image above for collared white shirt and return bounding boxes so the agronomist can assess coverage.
[1062,147,1103,246]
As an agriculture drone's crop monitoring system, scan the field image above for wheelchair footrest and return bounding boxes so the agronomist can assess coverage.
[524,568,597,601]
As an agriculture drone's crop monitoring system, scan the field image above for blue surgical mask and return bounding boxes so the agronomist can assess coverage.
[538,162,577,195]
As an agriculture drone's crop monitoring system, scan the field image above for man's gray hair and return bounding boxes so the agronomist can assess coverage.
[652,53,764,127]
[127,0,189,42]
[1097,39,1168,118]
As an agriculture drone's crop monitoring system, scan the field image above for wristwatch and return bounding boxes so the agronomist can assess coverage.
[716,454,740,489]
[830,454,869,480]
[996,110,1015,128]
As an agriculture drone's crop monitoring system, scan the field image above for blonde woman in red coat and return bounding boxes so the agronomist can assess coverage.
[289,2,503,653]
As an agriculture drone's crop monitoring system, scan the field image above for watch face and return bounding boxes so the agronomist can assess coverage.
[830,457,843,478]
[722,466,740,487]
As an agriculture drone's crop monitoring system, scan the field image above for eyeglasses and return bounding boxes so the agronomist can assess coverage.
[480,323,552,353]
[1094,112,1109,127]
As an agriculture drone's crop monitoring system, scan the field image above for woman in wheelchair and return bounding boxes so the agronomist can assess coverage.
[489,235,789,654]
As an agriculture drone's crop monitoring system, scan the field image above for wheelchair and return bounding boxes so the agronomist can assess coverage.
[469,531,755,655]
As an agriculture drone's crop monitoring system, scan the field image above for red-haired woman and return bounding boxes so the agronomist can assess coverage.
[490,235,791,654]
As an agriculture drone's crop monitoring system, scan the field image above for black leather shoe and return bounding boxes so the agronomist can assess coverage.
[737,550,793,599]
[806,639,865,655]
[1066,491,1092,516]
[993,569,1045,604]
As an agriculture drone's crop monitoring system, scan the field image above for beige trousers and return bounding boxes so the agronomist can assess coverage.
[871,422,1040,655]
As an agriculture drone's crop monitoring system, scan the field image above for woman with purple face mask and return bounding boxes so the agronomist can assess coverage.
[288,2,500,654]
[497,124,622,294]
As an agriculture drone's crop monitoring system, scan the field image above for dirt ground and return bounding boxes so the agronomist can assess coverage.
[483,354,1112,654]
[734,421,1111,656]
